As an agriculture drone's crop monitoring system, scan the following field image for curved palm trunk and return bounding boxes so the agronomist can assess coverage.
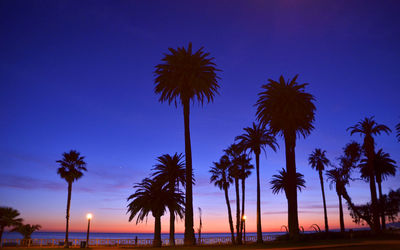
[64,182,72,248]
[318,170,329,232]
[284,133,299,239]
[240,178,245,242]
[255,153,263,243]
[341,186,373,228]
[377,180,386,230]
[168,206,175,246]
[183,101,195,245]
[338,194,345,233]
[224,186,235,244]
[153,215,162,247]
[366,142,381,233]
[235,178,242,244]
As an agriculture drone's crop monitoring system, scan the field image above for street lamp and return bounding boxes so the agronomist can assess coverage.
[86,213,92,248]
[242,215,246,244]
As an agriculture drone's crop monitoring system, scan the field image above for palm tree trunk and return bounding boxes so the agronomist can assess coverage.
[183,100,195,245]
[338,194,345,233]
[0,226,4,248]
[153,215,162,247]
[341,186,373,228]
[255,153,263,243]
[284,133,299,239]
[168,206,175,246]
[224,186,235,244]
[318,170,329,232]
[240,178,245,241]
[235,178,242,244]
[366,143,381,233]
[65,182,72,248]
[377,181,386,230]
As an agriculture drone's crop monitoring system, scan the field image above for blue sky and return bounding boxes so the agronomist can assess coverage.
[1,0,399,233]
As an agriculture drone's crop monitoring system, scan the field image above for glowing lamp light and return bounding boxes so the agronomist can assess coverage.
[242,215,246,221]
[86,213,93,220]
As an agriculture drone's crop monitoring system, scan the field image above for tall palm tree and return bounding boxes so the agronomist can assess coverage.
[210,155,235,244]
[235,122,277,243]
[308,149,330,232]
[152,153,186,246]
[256,75,315,238]
[237,155,254,239]
[348,117,391,233]
[359,149,397,230]
[154,43,220,245]
[326,167,347,233]
[224,143,243,244]
[396,122,400,142]
[270,168,306,197]
[127,178,184,247]
[56,150,87,248]
[0,207,23,247]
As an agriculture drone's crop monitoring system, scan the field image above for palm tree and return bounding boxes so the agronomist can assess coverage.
[11,224,41,245]
[152,153,186,246]
[359,149,397,230]
[326,167,348,233]
[127,178,184,247]
[154,43,220,245]
[308,148,330,232]
[237,154,254,240]
[348,117,391,233]
[235,122,277,243]
[396,122,400,142]
[56,150,87,248]
[210,155,235,244]
[256,75,315,238]
[0,207,23,247]
[224,144,243,244]
[270,168,306,197]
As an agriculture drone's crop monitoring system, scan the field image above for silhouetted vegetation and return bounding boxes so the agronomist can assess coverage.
[256,75,315,239]
[0,207,23,247]
[56,150,87,248]
[154,42,220,245]
[270,168,306,196]
[11,224,41,241]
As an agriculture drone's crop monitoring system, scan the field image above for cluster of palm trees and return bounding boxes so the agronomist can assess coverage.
[127,153,187,247]
[0,207,41,247]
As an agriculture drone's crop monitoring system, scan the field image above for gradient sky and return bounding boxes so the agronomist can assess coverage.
[1,0,400,234]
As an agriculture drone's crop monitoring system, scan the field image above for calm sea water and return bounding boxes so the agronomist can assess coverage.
[3,232,286,240]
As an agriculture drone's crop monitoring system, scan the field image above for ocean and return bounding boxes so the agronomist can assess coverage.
[3,232,286,240]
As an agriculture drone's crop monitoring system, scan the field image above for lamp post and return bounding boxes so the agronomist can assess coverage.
[242,215,246,244]
[86,213,92,248]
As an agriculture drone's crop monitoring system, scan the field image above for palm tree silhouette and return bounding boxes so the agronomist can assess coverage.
[11,224,41,244]
[127,178,184,247]
[152,153,186,246]
[235,122,277,243]
[237,154,254,240]
[209,155,235,244]
[396,122,400,142]
[256,75,315,238]
[0,207,23,247]
[348,117,391,233]
[308,148,330,232]
[154,43,220,245]
[56,150,87,248]
[326,167,348,232]
[359,149,397,230]
[225,143,243,244]
[270,168,306,197]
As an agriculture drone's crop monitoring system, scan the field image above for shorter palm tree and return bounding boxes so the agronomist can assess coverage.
[0,207,23,246]
[326,167,348,232]
[270,168,306,198]
[359,149,397,230]
[12,224,41,245]
[237,154,253,238]
[308,148,330,232]
[152,153,186,246]
[127,178,184,247]
[210,155,235,244]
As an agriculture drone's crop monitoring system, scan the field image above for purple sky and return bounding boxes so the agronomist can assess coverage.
[1,0,399,233]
